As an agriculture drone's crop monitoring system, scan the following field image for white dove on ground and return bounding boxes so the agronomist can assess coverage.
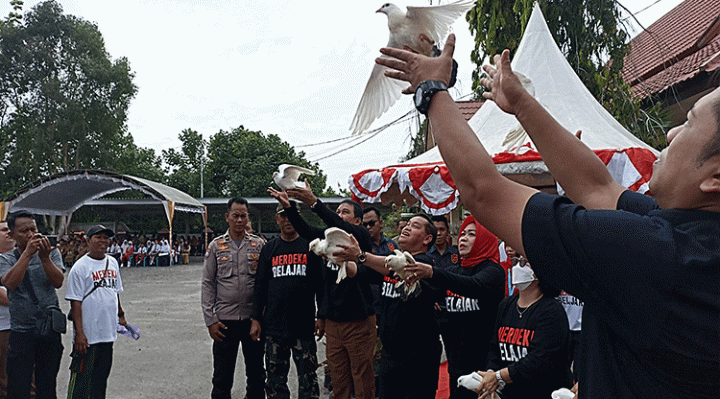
[309,228,354,284]
[272,164,316,191]
[349,1,474,135]
[384,249,421,299]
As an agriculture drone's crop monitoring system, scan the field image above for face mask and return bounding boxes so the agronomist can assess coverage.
[512,264,536,291]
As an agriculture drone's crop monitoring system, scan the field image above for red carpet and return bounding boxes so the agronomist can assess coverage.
[436,361,450,399]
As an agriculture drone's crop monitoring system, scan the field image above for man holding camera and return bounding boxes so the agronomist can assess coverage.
[0,211,65,399]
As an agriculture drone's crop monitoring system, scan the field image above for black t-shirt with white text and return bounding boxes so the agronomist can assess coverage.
[378,252,440,359]
[252,236,324,342]
[486,295,572,399]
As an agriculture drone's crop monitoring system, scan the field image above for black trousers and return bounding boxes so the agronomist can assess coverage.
[7,330,63,399]
[378,342,441,399]
[67,342,114,399]
[211,319,266,399]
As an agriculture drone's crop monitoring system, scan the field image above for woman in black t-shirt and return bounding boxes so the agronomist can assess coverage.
[474,259,572,399]
[405,215,506,399]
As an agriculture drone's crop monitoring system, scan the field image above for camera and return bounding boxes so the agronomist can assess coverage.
[36,234,58,246]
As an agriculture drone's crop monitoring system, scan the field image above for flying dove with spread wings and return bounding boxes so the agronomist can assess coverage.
[349,1,474,135]
[273,164,316,191]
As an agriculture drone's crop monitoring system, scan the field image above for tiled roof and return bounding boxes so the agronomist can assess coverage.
[456,100,484,121]
[622,0,720,97]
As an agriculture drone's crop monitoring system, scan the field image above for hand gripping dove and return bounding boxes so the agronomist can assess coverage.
[309,228,354,284]
[273,164,316,191]
[384,249,421,300]
[350,1,474,134]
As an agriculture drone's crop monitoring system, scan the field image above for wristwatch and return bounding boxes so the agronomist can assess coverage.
[357,251,367,264]
[414,80,448,115]
[495,370,506,390]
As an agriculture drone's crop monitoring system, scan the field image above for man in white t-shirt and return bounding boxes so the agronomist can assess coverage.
[65,225,127,398]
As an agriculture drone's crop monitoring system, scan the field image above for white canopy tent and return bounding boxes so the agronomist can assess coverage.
[350,3,659,215]
[1,170,207,243]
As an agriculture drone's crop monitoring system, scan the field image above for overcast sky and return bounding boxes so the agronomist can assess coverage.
[2,0,684,191]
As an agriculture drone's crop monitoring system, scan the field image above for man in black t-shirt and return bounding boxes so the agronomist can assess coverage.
[334,214,441,399]
[374,34,720,399]
[251,206,324,399]
[268,186,381,399]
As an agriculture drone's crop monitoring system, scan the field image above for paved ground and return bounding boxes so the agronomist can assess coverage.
[54,258,330,399]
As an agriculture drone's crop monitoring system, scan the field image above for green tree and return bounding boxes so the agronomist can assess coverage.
[0,1,145,198]
[162,128,207,198]
[205,126,328,198]
[467,0,666,148]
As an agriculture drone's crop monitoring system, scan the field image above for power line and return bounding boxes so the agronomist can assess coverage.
[308,109,417,162]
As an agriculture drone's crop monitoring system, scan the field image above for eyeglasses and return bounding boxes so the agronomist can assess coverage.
[363,220,377,228]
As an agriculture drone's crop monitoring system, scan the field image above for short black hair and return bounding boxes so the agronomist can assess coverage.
[431,215,449,230]
[412,213,438,249]
[227,197,249,211]
[7,211,35,231]
[363,206,381,219]
[340,199,363,219]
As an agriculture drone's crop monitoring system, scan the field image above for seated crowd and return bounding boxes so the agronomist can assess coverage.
[58,232,204,268]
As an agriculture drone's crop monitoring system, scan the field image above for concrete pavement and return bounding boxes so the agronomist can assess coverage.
[55,259,329,399]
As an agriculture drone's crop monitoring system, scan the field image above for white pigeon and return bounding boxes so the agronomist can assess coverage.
[384,249,421,299]
[350,1,474,135]
[457,372,500,398]
[308,227,354,284]
[551,388,576,399]
[272,164,316,191]
[457,372,483,392]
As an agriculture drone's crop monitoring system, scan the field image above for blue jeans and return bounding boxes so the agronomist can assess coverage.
[7,330,63,399]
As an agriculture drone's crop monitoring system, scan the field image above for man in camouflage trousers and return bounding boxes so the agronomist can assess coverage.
[251,205,325,399]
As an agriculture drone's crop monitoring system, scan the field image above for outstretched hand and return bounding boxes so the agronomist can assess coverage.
[287,180,318,206]
[376,33,456,94]
[267,187,291,208]
[479,49,533,116]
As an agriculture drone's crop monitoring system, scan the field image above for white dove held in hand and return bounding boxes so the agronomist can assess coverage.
[384,249,420,299]
[551,388,575,399]
[309,228,353,284]
[457,372,483,392]
[273,164,316,191]
[350,1,474,135]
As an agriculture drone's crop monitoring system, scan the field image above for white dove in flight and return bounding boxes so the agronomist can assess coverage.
[272,164,316,191]
[349,1,474,135]
[309,228,354,284]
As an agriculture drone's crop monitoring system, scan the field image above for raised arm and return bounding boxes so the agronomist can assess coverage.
[376,35,536,255]
[480,50,625,209]
[268,187,324,241]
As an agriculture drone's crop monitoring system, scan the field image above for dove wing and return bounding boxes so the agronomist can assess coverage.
[283,165,316,180]
[405,0,474,44]
[349,59,407,135]
[324,228,353,246]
